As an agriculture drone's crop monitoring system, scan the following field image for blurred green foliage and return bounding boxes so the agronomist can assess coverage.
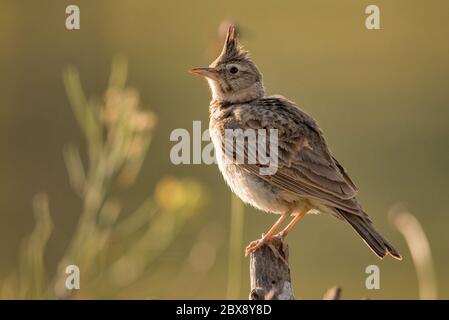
[1,58,207,299]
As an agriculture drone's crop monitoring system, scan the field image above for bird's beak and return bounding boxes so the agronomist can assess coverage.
[189,67,219,80]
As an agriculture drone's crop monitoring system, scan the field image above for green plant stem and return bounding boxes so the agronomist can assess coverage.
[226,194,245,299]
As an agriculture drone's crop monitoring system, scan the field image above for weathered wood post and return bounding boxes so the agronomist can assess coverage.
[248,238,294,300]
[248,237,342,300]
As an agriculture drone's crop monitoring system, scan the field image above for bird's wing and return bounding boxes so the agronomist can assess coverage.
[222,95,363,215]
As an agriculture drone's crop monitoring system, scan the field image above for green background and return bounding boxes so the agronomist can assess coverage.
[0,0,448,299]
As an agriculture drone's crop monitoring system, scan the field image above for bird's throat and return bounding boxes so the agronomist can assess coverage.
[207,79,265,105]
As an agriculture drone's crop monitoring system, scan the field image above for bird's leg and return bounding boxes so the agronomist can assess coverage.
[245,208,293,256]
[275,205,310,239]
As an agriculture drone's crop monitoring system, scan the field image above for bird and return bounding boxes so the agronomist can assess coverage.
[190,24,401,260]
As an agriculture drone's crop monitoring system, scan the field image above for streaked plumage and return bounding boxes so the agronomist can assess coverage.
[191,25,401,260]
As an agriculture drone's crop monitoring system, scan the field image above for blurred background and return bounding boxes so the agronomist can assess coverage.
[0,0,448,299]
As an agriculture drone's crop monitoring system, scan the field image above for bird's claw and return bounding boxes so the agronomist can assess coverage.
[245,237,269,256]
[245,231,288,256]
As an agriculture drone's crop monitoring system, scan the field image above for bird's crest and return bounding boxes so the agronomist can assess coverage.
[217,24,249,62]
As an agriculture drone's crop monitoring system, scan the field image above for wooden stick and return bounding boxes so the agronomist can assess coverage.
[248,237,294,300]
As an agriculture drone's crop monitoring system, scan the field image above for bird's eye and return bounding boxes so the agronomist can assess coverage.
[229,66,239,74]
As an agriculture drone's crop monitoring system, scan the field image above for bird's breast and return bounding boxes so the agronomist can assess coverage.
[209,117,292,214]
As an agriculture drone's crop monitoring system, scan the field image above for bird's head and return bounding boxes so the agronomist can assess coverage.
[190,24,265,104]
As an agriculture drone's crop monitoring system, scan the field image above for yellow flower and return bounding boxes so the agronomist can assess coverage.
[154,177,188,211]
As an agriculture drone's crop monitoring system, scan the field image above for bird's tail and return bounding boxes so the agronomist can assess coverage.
[337,210,402,260]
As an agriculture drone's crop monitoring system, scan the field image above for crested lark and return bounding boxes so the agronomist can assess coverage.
[190,25,401,260]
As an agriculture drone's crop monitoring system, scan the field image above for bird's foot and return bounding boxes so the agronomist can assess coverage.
[245,234,289,266]
[245,233,271,256]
